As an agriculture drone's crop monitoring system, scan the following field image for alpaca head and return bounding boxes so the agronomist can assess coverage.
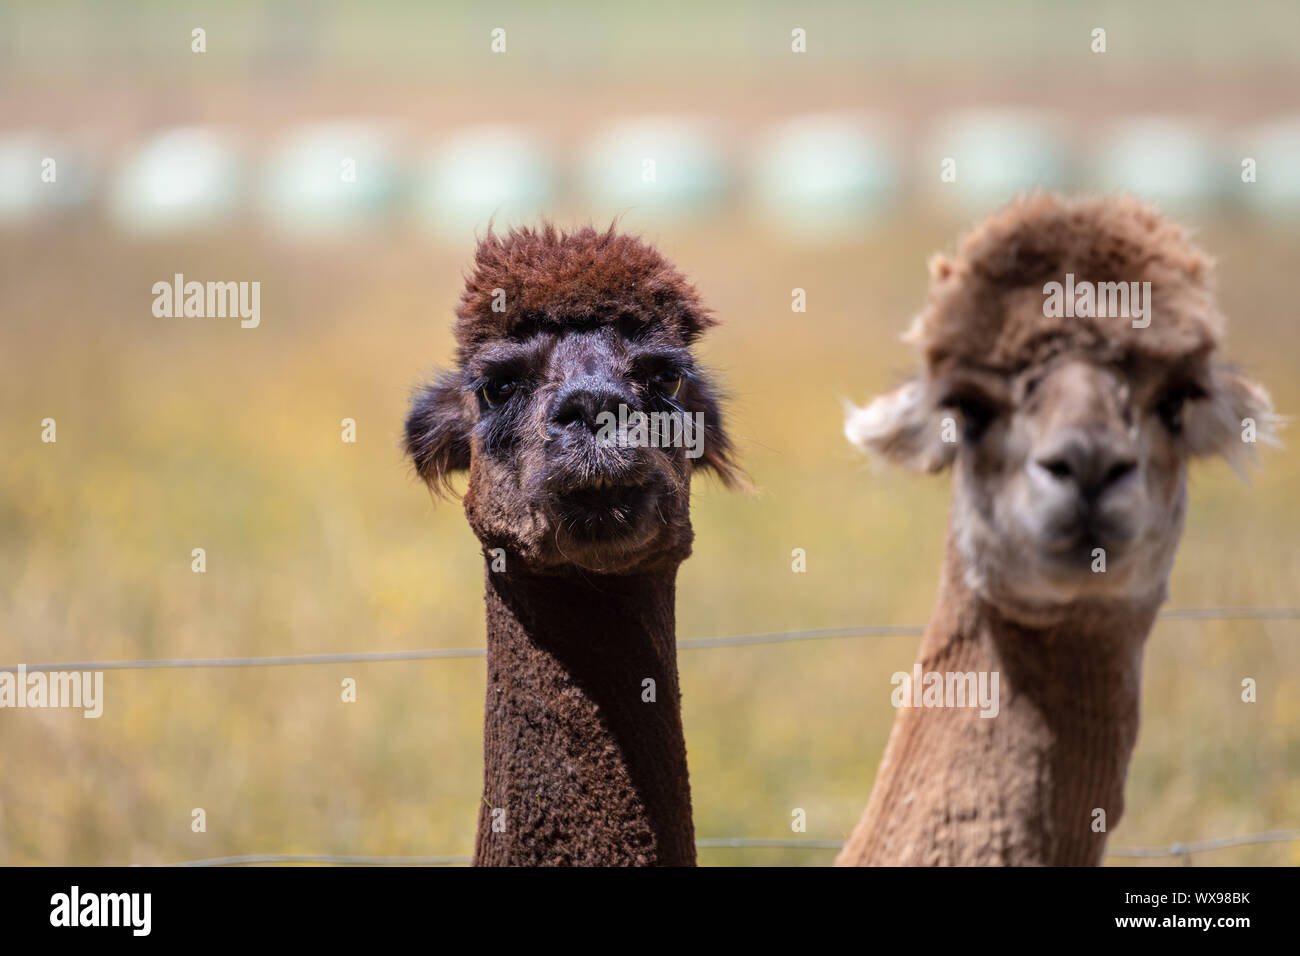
[406,223,741,575]
[847,194,1276,617]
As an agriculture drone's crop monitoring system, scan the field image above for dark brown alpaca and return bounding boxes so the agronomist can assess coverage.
[405,224,741,866]
[842,195,1275,865]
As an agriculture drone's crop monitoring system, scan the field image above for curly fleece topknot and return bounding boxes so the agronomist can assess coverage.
[905,193,1226,373]
[452,223,714,360]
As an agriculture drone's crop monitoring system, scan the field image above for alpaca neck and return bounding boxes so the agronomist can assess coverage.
[838,537,1158,866]
[475,562,695,866]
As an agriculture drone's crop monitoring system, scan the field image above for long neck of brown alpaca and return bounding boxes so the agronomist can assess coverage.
[838,535,1159,866]
[474,563,695,866]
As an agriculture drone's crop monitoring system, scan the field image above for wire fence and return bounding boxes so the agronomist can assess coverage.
[3,607,1296,674]
[1104,829,1300,860]
[8,606,1296,867]
[158,830,1300,866]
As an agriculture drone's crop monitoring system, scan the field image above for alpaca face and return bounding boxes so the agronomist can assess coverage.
[849,349,1272,611]
[445,324,717,573]
[406,225,740,575]
[943,353,1200,607]
[845,195,1275,616]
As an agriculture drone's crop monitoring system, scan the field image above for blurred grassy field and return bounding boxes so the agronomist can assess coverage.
[1,210,1296,866]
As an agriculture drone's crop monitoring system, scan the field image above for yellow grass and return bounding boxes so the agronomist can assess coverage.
[1,215,1296,866]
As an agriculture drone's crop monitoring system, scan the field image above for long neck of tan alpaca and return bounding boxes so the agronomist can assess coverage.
[474,563,695,866]
[837,537,1158,866]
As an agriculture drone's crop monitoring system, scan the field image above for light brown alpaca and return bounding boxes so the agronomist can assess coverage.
[840,194,1276,866]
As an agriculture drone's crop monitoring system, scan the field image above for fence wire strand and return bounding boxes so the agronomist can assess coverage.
[3,608,1295,674]
[157,830,1300,866]
[9,607,1295,868]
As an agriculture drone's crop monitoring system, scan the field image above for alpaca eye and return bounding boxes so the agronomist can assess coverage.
[1155,388,1187,433]
[480,380,516,408]
[944,394,998,442]
[652,370,683,399]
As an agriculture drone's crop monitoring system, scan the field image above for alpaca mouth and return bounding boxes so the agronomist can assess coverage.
[549,476,661,543]
[1036,525,1142,585]
[572,475,641,491]
[1048,535,1113,564]
[1039,507,1138,559]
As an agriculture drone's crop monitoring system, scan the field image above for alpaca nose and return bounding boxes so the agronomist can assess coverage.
[551,378,632,434]
[1034,433,1137,501]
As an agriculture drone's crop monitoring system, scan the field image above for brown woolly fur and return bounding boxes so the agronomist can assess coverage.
[405,222,740,866]
[908,193,1222,374]
[453,223,717,359]
[841,194,1275,866]
[407,222,745,499]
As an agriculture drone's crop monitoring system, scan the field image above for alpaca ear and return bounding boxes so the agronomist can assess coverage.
[1183,364,1280,469]
[684,371,747,489]
[928,253,955,283]
[405,371,472,496]
[845,379,956,473]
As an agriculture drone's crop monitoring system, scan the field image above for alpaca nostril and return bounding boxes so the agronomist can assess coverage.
[1037,456,1075,482]
[1102,459,1137,489]
[551,396,586,429]
[551,384,627,434]
[1037,447,1137,500]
